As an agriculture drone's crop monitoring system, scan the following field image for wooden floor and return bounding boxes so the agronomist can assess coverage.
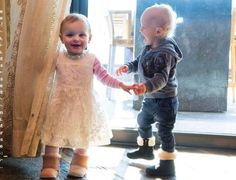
[1,145,236,180]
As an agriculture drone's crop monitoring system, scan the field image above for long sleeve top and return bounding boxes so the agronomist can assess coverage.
[126,38,183,98]
[93,57,121,88]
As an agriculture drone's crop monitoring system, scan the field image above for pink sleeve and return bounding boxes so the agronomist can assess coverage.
[93,57,121,88]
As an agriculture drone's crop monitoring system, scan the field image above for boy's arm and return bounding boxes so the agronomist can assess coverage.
[126,55,140,73]
[116,55,140,76]
[144,53,173,93]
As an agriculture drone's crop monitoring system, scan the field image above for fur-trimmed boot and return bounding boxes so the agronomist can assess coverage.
[40,154,61,179]
[146,149,177,177]
[127,136,155,160]
[68,153,89,178]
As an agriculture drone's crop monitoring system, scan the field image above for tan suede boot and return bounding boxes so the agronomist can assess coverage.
[40,154,60,179]
[68,153,89,178]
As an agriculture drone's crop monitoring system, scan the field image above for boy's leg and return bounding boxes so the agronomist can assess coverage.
[127,136,155,160]
[146,97,178,177]
[127,100,155,160]
[146,149,177,177]
[68,148,89,178]
[40,145,60,179]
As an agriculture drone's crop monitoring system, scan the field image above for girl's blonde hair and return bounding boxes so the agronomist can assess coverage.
[60,13,91,34]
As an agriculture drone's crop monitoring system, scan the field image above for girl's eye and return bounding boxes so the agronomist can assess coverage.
[65,33,75,37]
[65,32,87,38]
[78,33,87,38]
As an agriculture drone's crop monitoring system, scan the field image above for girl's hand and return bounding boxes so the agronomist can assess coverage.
[116,65,129,76]
[119,82,135,94]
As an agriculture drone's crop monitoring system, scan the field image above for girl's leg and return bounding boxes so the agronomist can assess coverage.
[45,145,60,155]
[68,148,89,178]
[40,145,60,179]
[74,148,88,156]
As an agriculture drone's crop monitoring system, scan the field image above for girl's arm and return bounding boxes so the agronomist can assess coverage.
[93,57,123,88]
[93,58,134,93]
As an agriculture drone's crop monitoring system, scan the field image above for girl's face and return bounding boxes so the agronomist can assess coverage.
[60,20,90,55]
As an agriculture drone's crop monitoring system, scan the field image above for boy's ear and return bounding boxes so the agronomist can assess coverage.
[155,27,162,34]
[155,27,165,37]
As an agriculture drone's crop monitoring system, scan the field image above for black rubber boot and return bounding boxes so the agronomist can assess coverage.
[127,138,154,160]
[146,160,175,177]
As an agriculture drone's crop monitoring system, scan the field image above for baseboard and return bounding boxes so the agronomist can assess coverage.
[111,128,236,150]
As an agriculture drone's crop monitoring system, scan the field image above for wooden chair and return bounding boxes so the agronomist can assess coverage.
[106,10,134,99]
[229,7,236,103]
[106,10,133,73]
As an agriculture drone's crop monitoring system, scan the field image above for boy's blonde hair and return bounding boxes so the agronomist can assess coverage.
[60,13,91,35]
[143,4,177,37]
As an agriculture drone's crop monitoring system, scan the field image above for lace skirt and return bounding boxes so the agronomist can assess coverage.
[41,86,112,149]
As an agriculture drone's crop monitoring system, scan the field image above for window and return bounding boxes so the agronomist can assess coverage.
[87,0,236,149]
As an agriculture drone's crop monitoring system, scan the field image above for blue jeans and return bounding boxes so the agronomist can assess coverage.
[137,96,179,152]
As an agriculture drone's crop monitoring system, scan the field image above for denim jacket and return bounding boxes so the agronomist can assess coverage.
[127,38,183,99]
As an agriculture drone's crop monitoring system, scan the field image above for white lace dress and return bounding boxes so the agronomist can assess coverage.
[41,51,119,149]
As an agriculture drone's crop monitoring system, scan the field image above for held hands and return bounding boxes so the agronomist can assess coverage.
[119,82,147,96]
[117,65,134,94]
[119,83,135,94]
[117,66,147,95]
[133,83,147,96]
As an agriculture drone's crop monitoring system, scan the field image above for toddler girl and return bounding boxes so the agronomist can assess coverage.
[40,13,133,179]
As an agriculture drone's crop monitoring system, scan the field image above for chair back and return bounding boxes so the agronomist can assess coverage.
[106,10,133,47]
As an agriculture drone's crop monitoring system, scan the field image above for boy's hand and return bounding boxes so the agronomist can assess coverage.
[133,83,147,95]
[119,82,135,94]
[116,65,129,76]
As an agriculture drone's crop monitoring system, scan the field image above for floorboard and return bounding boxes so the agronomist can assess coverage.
[1,146,236,180]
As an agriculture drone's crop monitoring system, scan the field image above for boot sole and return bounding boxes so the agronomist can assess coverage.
[127,155,154,160]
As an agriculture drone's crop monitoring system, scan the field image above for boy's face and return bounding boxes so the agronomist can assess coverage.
[140,9,164,48]
[140,15,157,46]
[60,20,90,55]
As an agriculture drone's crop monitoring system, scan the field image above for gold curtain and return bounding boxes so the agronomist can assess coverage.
[3,0,71,157]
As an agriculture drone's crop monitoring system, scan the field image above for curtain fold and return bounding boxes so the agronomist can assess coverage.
[3,0,71,157]
[0,0,8,155]
[2,0,25,156]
